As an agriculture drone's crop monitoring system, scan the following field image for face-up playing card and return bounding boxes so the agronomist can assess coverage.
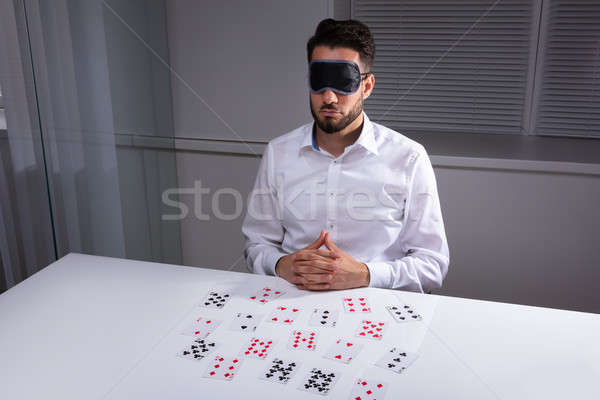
[323,338,363,364]
[201,291,231,309]
[375,347,419,374]
[385,304,422,323]
[342,297,371,313]
[229,312,262,333]
[178,338,218,361]
[355,320,387,340]
[203,355,243,381]
[287,330,319,351]
[259,357,301,384]
[308,308,339,328]
[348,378,389,400]
[249,287,285,304]
[298,367,340,396]
[240,337,276,359]
[267,305,301,325]
[181,316,221,338]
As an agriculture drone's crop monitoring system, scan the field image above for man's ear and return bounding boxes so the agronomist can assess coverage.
[363,73,375,100]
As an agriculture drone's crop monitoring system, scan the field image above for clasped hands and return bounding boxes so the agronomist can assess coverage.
[275,230,370,291]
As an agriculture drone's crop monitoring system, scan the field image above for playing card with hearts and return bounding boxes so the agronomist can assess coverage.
[385,304,422,323]
[308,308,339,328]
[342,297,371,313]
[355,320,387,340]
[180,316,221,338]
[298,367,340,396]
[259,357,301,384]
[249,287,285,304]
[178,338,218,361]
[323,338,363,364]
[201,291,231,309]
[287,330,318,351]
[203,355,243,381]
[348,378,388,400]
[267,305,301,325]
[375,347,419,374]
[240,337,276,359]
[229,312,263,333]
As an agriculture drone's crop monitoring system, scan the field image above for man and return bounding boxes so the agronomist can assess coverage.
[242,19,449,293]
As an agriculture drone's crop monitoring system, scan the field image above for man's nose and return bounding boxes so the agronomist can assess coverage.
[321,89,338,104]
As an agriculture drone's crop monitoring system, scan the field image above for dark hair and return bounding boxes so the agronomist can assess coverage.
[306,19,376,71]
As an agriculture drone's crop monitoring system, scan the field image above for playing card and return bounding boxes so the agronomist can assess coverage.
[201,291,231,309]
[375,347,419,374]
[323,338,363,364]
[298,367,340,396]
[229,312,262,333]
[385,304,422,323]
[355,320,387,340]
[267,305,301,325]
[308,308,339,328]
[249,287,285,304]
[181,316,221,338]
[177,338,218,361]
[348,378,389,400]
[287,330,319,351]
[240,337,276,359]
[203,355,243,381]
[259,357,301,384]
[342,297,371,313]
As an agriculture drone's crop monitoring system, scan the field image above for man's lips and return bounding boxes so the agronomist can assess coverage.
[321,109,340,116]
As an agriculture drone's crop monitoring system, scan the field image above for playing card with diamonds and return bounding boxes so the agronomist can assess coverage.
[348,378,388,400]
[308,308,339,328]
[342,297,371,313]
[267,305,301,325]
[203,355,243,380]
[181,316,221,338]
[249,287,285,305]
[240,337,276,359]
[177,338,218,361]
[259,357,301,384]
[355,320,387,340]
[229,312,263,333]
[385,304,422,323]
[375,347,419,374]
[287,330,318,351]
[201,291,231,309]
[298,367,340,396]
[323,338,363,364]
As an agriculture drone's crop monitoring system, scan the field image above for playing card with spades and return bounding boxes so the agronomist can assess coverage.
[385,304,422,323]
[348,378,389,400]
[259,357,301,384]
[298,367,340,396]
[229,312,263,333]
[375,347,419,374]
[201,291,231,309]
[323,338,363,364]
[308,308,339,328]
[177,338,218,361]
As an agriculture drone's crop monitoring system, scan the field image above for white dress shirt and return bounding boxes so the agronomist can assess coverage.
[242,112,449,292]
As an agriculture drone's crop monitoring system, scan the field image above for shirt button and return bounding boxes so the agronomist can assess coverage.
[329,224,334,229]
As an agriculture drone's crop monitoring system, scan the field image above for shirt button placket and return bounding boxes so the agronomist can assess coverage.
[326,158,341,240]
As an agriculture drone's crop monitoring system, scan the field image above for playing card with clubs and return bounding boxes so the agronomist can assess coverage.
[287,330,319,351]
[203,355,243,381]
[348,378,389,400]
[375,347,419,374]
[201,291,231,309]
[229,312,263,333]
[259,357,301,384]
[180,316,221,338]
[267,305,301,325]
[240,337,276,359]
[308,308,339,328]
[385,304,422,323]
[177,338,218,361]
[342,297,371,313]
[249,287,285,304]
[323,338,363,364]
[298,367,340,396]
[355,320,387,340]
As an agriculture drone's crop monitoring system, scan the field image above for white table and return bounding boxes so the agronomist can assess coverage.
[0,253,598,400]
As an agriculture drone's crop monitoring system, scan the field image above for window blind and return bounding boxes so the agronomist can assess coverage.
[353,0,534,135]
[535,0,600,138]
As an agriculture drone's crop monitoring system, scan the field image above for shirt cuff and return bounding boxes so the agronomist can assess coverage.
[263,249,288,276]
[365,261,394,288]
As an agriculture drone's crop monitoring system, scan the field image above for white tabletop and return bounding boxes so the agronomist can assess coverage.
[0,253,599,400]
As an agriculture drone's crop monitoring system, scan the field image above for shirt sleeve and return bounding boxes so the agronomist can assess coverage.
[365,148,450,293]
[242,143,287,276]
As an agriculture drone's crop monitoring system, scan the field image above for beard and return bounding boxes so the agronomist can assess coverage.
[310,93,364,134]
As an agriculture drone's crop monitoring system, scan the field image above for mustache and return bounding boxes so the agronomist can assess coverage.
[320,105,339,111]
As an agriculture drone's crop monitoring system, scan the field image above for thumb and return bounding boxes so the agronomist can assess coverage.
[305,229,326,250]
[324,232,339,252]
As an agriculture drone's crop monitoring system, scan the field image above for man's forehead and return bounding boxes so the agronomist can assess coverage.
[312,45,362,66]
